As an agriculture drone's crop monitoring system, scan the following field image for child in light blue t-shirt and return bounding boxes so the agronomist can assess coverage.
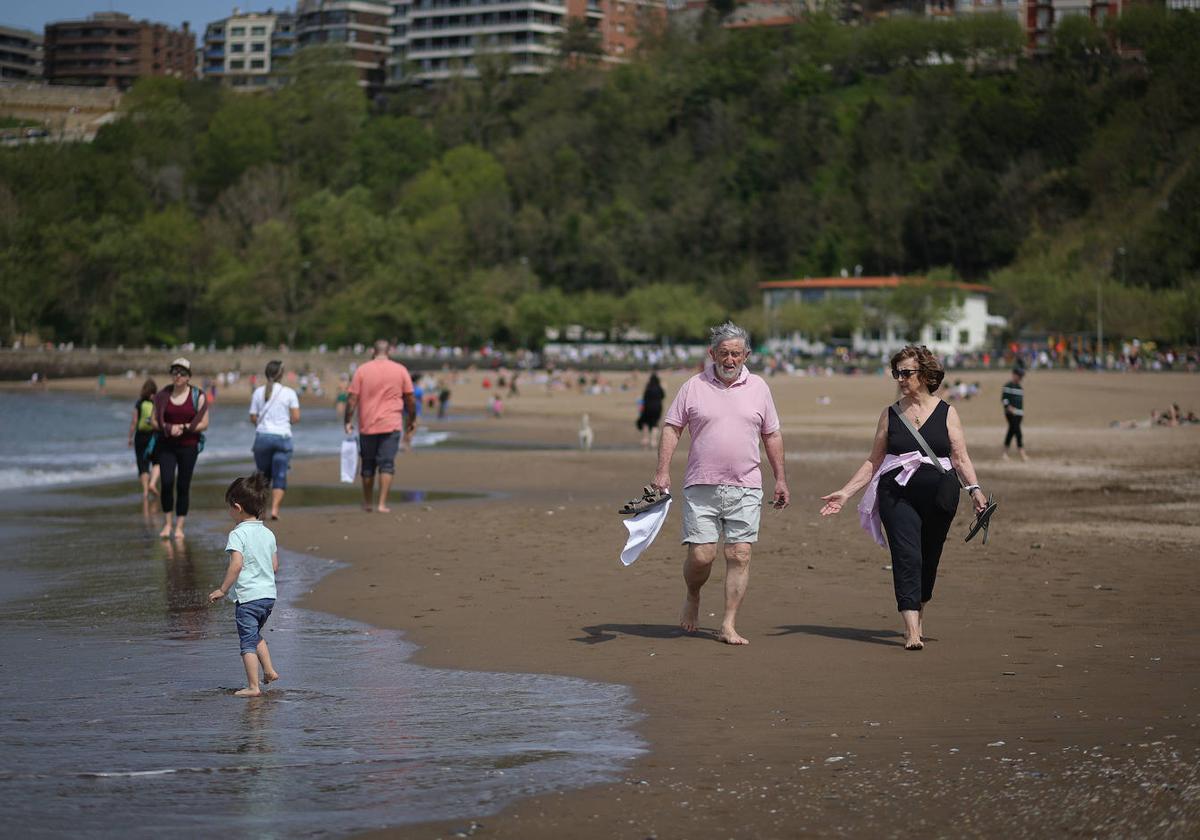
[208,473,280,697]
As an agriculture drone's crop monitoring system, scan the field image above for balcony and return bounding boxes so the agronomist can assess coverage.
[205,49,225,59]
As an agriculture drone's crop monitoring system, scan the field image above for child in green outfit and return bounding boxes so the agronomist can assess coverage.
[208,473,281,697]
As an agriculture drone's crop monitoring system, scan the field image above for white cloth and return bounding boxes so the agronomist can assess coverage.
[857,451,953,548]
[619,499,672,566]
[249,385,299,437]
[339,438,358,483]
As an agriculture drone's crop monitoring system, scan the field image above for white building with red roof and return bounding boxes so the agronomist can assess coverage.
[759,275,1006,356]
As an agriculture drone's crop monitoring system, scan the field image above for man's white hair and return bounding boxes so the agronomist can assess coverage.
[709,321,750,351]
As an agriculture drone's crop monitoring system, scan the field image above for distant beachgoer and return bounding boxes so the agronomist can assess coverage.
[438,386,451,419]
[1002,367,1027,460]
[127,378,160,500]
[508,372,520,398]
[820,345,990,651]
[97,372,106,393]
[652,322,789,646]
[490,394,504,418]
[249,360,300,520]
[637,371,665,450]
[152,358,209,540]
[208,474,280,698]
[345,340,415,513]
[405,377,424,453]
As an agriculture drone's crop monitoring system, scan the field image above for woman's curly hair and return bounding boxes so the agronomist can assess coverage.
[890,345,945,394]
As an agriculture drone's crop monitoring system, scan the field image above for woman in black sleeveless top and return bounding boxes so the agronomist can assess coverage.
[819,346,989,650]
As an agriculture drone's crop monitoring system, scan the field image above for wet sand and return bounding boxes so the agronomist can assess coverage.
[238,369,1200,838]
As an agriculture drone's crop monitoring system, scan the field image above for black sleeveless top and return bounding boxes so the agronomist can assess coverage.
[886,401,951,457]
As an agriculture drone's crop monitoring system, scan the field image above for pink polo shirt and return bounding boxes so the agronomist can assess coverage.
[663,364,781,489]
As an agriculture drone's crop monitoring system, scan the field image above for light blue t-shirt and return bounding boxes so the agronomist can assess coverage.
[225,520,278,603]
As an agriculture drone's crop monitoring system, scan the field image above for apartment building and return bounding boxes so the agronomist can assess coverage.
[43,12,195,89]
[0,26,43,81]
[391,0,662,83]
[201,10,296,90]
[296,0,392,90]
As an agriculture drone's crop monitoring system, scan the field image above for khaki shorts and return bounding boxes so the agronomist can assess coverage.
[681,484,763,544]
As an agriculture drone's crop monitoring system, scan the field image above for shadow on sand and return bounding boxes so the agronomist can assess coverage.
[574,623,694,644]
[769,624,907,647]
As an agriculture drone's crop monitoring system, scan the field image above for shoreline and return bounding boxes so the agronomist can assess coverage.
[15,372,1200,837]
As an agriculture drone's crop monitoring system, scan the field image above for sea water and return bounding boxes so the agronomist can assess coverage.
[0,392,644,837]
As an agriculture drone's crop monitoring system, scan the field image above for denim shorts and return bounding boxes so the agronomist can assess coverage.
[681,484,763,544]
[252,433,294,489]
[235,598,275,655]
[358,431,401,477]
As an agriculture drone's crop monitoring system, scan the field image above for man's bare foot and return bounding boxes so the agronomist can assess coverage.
[363,505,373,512]
[376,505,391,513]
[158,524,172,539]
[172,529,185,540]
[235,687,262,697]
[679,596,700,633]
[904,637,924,650]
[717,626,750,645]
[263,671,280,684]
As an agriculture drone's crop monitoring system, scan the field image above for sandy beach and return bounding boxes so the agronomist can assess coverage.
[22,367,1198,837]
[206,367,1198,839]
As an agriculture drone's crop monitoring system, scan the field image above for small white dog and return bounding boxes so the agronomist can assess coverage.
[578,413,594,451]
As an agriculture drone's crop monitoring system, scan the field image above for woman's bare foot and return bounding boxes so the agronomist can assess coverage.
[158,524,172,539]
[263,671,280,684]
[717,626,750,645]
[679,595,700,633]
[172,529,185,540]
[235,687,262,697]
[376,505,391,513]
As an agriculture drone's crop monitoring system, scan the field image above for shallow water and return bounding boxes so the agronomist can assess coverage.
[0,393,645,837]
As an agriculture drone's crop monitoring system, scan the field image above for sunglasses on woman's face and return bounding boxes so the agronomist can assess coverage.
[171,369,189,377]
[892,368,919,380]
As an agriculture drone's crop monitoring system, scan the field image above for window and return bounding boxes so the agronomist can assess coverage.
[229,59,245,69]
[250,58,265,69]
[251,42,266,52]
[230,42,244,52]
[231,26,246,36]
[933,327,948,342]
[251,25,267,35]
[958,329,970,345]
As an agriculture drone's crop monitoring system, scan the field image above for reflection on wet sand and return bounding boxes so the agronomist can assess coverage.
[162,538,211,640]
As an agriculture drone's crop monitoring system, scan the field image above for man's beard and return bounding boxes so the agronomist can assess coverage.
[715,362,743,382]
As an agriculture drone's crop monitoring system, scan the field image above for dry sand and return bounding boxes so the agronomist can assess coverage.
[84,368,1200,836]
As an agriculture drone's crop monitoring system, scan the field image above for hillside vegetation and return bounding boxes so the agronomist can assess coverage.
[1,8,1196,347]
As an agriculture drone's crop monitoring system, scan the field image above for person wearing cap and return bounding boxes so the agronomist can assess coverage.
[152,358,210,539]
[1001,367,1027,461]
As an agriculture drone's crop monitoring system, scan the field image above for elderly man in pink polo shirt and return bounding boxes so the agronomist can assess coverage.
[652,322,789,645]
[344,340,416,513]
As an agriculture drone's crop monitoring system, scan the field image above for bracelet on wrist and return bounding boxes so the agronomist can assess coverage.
[964,484,981,493]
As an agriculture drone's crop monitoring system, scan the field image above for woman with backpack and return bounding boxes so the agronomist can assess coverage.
[153,358,210,540]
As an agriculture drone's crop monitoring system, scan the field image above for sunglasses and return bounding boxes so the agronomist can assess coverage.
[170,369,190,377]
[892,368,919,380]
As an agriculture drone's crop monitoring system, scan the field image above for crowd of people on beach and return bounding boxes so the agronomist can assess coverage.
[110,319,1200,695]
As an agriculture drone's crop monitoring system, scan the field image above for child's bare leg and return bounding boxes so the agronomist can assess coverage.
[257,639,279,683]
[235,651,262,697]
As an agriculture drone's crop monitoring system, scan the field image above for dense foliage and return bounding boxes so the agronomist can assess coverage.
[1,9,1197,348]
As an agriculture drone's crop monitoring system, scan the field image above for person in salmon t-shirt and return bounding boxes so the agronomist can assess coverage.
[344,340,416,513]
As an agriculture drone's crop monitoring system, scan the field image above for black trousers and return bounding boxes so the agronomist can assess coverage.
[878,471,956,612]
[1004,415,1024,449]
[158,444,199,516]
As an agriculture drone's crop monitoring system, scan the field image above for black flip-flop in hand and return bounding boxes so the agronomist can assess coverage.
[964,496,998,544]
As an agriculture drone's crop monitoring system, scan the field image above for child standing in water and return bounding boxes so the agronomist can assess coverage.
[208,474,280,697]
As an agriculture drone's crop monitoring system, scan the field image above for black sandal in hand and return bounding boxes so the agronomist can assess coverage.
[618,485,671,515]
[964,495,998,544]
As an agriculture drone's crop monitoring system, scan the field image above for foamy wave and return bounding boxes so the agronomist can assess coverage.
[0,463,132,491]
